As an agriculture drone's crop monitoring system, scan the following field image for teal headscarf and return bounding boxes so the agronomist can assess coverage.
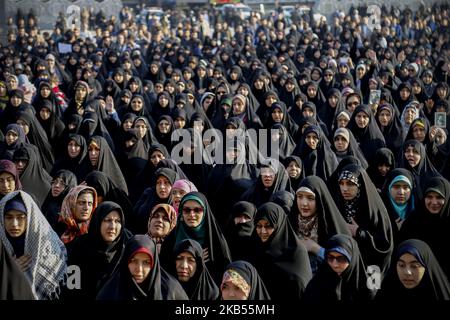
[388,175,414,220]
[175,194,206,246]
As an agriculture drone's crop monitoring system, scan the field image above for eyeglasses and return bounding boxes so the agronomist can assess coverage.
[347,101,359,107]
[324,74,333,77]
[326,254,348,264]
[182,206,204,214]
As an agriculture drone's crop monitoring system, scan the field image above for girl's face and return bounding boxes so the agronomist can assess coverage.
[424,191,445,215]
[272,108,283,123]
[404,146,421,168]
[296,191,317,218]
[158,95,169,107]
[396,253,425,289]
[334,135,349,152]
[40,86,51,98]
[328,95,338,108]
[5,131,18,146]
[131,98,144,111]
[255,219,274,243]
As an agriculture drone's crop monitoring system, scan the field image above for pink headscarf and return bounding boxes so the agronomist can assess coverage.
[171,179,198,213]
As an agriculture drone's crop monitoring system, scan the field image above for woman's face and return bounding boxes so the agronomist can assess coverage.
[255,219,274,243]
[221,277,249,300]
[326,251,350,276]
[150,150,165,167]
[355,112,369,129]
[271,108,284,123]
[296,191,317,218]
[5,131,18,146]
[158,95,169,107]
[40,86,51,98]
[128,252,152,284]
[253,79,264,90]
[302,107,314,118]
[181,200,204,228]
[123,118,134,131]
[261,167,276,188]
[424,191,445,214]
[174,117,186,129]
[158,119,171,134]
[378,109,392,127]
[148,209,171,238]
[339,179,359,201]
[175,251,197,282]
[265,95,277,107]
[100,210,122,244]
[400,88,411,101]
[68,140,81,159]
[286,161,301,179]
[130,98,143,111]
[74,192,94,222]
[155,176,171,199]
[134,120,147,139]
[396,253,425,289]
[337,115,349,128]
[232,99,246,115]
[88,146,100,167]
[305,132,319,150]
[0,172,16,196]
[404,146,421,168]
[14,160,28,175]
[307,85,317,98]
[4,209,27,238]
[334,135,349,152]
[328,95,338,108]
[51,176,66,197]
[390,181,412,205]
[16,119,29,135]
[404,108,416,124]
[412,125,426,142]
[39,107,51,121]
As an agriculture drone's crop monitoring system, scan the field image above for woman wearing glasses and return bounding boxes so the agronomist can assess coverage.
[159,191,231,285]
[304,234,375,301]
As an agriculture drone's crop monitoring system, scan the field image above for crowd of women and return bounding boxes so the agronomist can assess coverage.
[1,2,450,301]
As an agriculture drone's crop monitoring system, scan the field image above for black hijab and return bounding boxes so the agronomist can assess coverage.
[77,136,128,195]
[96,235,188,300]
[399,139,441,199]
[241,158,292,208]
[172,239,220,300]
[0,238,35,300]
[250,202,312,300]
[66,201,132,300]
[51,134,87,176]
[289,176,351,241]
[132,168,178,235]
[294,125,338,182]
[347,105,386,160]
[336,164,394,276]
[400,177,450,279]
[378,239,450,301]
[13,144,51,207]
[41,170,77,230]
[283,155,305,192]
[375,103,405,155]
[0,124,26,161]
[221,260,271,300]
[226,201,257,262]
[16,111,55,173]
[304,234,374,301]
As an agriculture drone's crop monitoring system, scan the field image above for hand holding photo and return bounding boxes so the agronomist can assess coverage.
[435,112,447,128]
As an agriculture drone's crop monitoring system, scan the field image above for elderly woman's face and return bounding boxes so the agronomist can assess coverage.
[148,209,171,238]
